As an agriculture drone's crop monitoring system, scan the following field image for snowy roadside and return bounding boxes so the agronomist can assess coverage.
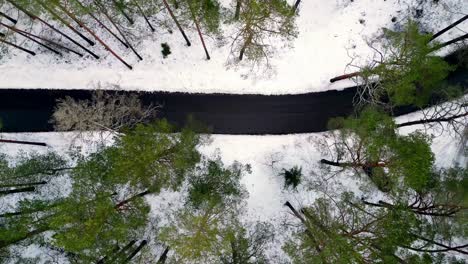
[0,0,466,94]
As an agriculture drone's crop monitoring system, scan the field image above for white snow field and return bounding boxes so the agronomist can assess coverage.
[0,0,467,93]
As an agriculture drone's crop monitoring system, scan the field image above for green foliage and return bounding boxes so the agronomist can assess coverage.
[220,221,275,264]
[326,107,434,192]
[187,158,249,208]
[188,0,221,34]
[161,43,172,58]
[160,159,249,263]
[367,20,453,107]
[279,166,302,190]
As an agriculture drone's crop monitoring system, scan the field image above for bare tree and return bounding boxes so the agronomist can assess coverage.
[50,89,160,140]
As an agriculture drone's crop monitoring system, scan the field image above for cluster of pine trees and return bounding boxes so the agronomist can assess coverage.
[284,20,467,263]
[0,0,299,69]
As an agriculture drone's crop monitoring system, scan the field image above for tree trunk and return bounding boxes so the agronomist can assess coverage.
[96,245,121,264]
[430,15,468,41]
[10,27,83,57]
[188,2,210,60]
[234,0,241,20]
[124,240,148,262]
[53,2,133,69]
[112,0,135,25]
[293,0,301,13]
[115,190,150,209]
[0,22,62,56]
[0,138,46,146]
[396,111,468,128]
[6,0,99,59]
[132,0,155,32]
[0,227,49,249]
[0,186,36,195]
[0,11,17,24]
[239,33,252,60]
[157,246,170,263]
[94,0,143,61]
[162,0,191,46]
[0,181,47,188]
[0,37,35,55]
[72,0,129,49]
[329,71,360,83]
[34,0,96,46]
[432,33,468,51]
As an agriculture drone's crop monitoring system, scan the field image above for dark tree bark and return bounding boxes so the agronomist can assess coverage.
[396,111,468,128]
[10,27,83,56]
[96,245,121,264]
[34,0,96,46]
[162,0,191,46]
[124,240,148,262]
[0,139,46,146]
[329,71,360,83]
[239,33,252,60]
[188,3,210,60]
[132,0,155,32]
[6,0,99,59]
[432,33,468,51]
[0,181,47,188]
[0,11,17,24]
[0,22,62,56]
[293,0,301,13]
[53,2,133,69]
[0,186,36,195]
[234,0,241,20]
[72,0,129,49]
[0,35,36,55]
[430,15,468,41]
[115,190,150,209]
[112,0,135,25]
[94,0,143,61]
[157,246,170,263]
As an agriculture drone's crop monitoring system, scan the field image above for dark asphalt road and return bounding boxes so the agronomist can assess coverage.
[0,50,466,135]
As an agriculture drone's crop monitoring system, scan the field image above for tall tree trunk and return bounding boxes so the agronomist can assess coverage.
[0,22,62,56]
[96,245,121,264]
[94,0,143,61]
[112,0,134,25]
[124,240,148,262]
[34,0,96,46]
[0,186,36,195]
[329,71,360,83]
[10,27,83,56]
[157,246,170,263]
[53,2,133,69]
[0,138,46,146]
[72,0,129,49]
[234,0,241,20]
[396,111,468,128]
[430,15,468,41]
[188,3,210,60]
[293,0,301,13]
[0,11,17,24]
[0,227,49,249]
[0,37,35,55]
[0,181,47,188]
[6,0,99,59]
[162,0,191,46]
[132,0,155,32]
[432,33,468,51]
[115,190,150,209]
[239,32,252,60]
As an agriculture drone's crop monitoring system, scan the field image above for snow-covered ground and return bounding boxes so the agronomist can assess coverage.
[0,0,467,94]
